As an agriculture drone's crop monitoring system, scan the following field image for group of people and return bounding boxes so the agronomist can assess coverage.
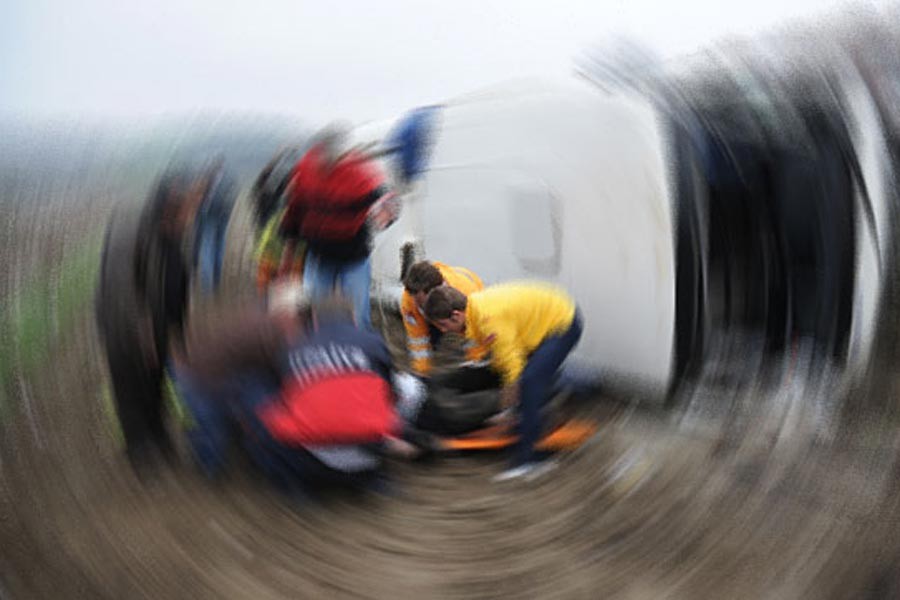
[95,123,584,493]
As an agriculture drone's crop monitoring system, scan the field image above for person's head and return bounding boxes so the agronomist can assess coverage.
[311,122,351,170]
[310,295,355,330]
[424,286,468,334]
[152,171,193,237]
[403,261,445,312]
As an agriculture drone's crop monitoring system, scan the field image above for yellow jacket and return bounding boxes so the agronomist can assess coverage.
[401,262,486,375]
[464,281,576,386]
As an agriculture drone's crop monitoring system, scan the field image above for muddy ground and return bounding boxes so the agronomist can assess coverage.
[2,166,900,599]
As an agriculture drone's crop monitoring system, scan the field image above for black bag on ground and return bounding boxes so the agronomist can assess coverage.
[415,387,501,436]
[414,366,502,435]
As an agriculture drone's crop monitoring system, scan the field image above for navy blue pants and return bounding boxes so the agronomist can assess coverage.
[171,367,381,493]
[170,367,280,478]
[515,309,583,466]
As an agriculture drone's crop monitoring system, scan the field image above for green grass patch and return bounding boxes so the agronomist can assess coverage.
[0,235,103,420]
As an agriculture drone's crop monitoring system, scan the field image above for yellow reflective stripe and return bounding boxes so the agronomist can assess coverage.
[410,349,432,359]
[408,336,430,345]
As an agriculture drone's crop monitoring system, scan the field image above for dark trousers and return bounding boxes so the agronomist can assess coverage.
[240,407,384,495]
[170,367,280,478]
[515,310,583,465]
[172,367,381,493]
[106,354,170,465]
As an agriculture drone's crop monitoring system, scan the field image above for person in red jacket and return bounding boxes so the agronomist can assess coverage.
[277,125,392,330]
[248,296,417,494]
[169,281,308,479]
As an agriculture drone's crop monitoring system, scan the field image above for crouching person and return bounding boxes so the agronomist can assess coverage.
[169,282,307,479]
[400,260,504,435]
[425,281,583,481]
[253,296,411,495]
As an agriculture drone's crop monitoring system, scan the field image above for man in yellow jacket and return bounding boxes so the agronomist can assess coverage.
[424,281,583,481]
[401,261,489,377]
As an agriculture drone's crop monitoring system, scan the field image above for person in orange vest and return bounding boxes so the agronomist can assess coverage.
[400,260,490,377]
[425,281,583,481]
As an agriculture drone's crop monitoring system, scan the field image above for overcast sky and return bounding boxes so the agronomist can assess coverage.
[1,0,887,125]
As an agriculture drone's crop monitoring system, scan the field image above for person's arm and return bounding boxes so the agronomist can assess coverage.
[401,295,433,376]
[484,321,526,408]
[383,365,429,459]
[354,155,392,230]
[368,189,400,233]
[463,337,491,367]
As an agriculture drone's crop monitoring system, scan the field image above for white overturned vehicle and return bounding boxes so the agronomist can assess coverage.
[361,73,896,406]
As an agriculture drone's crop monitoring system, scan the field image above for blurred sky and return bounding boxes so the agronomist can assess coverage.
[0,0,890,125]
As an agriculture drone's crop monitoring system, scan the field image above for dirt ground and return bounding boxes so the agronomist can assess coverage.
[3,171,900,600]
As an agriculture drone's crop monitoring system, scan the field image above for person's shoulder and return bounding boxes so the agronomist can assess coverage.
[487,280,562,294]
[468,285,492,300]
[472,282,535,312]
[399,290,416,312]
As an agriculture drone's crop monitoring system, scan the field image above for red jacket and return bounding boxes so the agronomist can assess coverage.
[280,147,386,260]
[259,320,400,446]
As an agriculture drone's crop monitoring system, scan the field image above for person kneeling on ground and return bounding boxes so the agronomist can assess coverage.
[425,281,583,482]
[401,260,502,436]
[169,281,307,479]
[253,296,419,496]
[401,260,490,377]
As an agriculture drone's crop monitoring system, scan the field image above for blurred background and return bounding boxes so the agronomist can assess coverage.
[4,0,900,598]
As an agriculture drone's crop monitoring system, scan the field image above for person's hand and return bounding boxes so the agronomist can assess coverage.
[384,436,421,460]
[369,193,400,231]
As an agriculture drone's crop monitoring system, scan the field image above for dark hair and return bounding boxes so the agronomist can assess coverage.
[403,261,444,294]
[138,169,193,244]
[149,171,188,221]
[312,122,351,167]
[424,286,467,321]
